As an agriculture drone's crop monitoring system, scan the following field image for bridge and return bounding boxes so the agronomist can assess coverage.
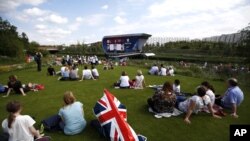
[38,46,60,54]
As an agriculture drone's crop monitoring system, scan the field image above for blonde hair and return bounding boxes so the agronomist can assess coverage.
[137,70,142,76]
[63,91,76,105]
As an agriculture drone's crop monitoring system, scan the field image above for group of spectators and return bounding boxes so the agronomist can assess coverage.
[148,64,175,76]
[57,64,99,81]
[61,55,99,66]
[114,70,146,89]
[147,78,244,123]
[1,91,86,140]
[0,59,246,140]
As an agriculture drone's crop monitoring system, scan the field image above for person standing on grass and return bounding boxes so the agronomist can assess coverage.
[1,101,42,141]
[215,78,244,118]
[58,91,87,135]
[3,75,27,97]
[178,86,221,124]
[35,52,42,72]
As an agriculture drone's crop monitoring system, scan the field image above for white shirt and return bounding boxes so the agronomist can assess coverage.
[2,115,35,141]
[173,84,181,94]
[149,66,159,75]
[206,89,215,105]
[159,67,167,76]
[82,69,93,79]
[178,95,211,114]
[134,75,144,89]
[168,68,174,76]
[92,68,99,77]
[61,66,66,76]
[119,76,130,87]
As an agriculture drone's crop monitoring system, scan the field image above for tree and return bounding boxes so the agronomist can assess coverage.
[0,17,23,58]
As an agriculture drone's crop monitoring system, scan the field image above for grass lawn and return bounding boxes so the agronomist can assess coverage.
[0,64,249,141]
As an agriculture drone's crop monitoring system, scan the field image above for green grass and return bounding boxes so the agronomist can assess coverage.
[0,65,250,141]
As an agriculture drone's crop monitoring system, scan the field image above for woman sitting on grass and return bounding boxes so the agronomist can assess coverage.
[132,70,145,89]
[177,86,221,124]
[3,75,27,97]
[58,67,70,81]
[91,65,99,79]
[117,71,130,89]
[201,81,226,116]
[2,101,42,141]
[69,65,79,80]
[147,81,176,114]
[58,91,87,135]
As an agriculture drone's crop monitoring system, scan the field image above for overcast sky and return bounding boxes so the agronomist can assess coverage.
[0,0,249,45]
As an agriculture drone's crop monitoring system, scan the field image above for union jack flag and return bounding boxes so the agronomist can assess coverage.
[93,89,147,141]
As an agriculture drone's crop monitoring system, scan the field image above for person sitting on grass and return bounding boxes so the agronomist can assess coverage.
[3,75,27,97]
[0,84,8,94]
[1,101,42,141]
[118,71,130,89]
[201,81,226,116]
[58,91,87,135]
[158,64,167,76]
[132,70,145,89]
[201,81,215,106]
[80,66,95,80]
[147,81,176,114]
[91,65,99,79]
[60,64,67,76]
[167,66,175,76]
[69,65,79,80]
[215,78,244,118]
[47,65,56,76]
[177,86,221,124]
[173,79,181,95]
[58,67,70,81]
[148,64,159,75]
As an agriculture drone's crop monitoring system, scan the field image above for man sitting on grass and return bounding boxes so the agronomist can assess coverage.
[215,78,244,118]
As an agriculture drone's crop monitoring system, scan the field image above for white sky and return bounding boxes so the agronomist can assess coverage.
[0,0,249,45]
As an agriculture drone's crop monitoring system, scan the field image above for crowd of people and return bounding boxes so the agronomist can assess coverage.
[148,64,175,76]
[147,78,244,123]
[0,59,245,140]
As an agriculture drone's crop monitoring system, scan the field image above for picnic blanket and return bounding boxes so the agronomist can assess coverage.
[148,107,183,118]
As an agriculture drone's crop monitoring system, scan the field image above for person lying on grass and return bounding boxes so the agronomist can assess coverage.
[215,78,244,118]
[177,86,221,124]
[1,101,42,141]
[3,75,27,97]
